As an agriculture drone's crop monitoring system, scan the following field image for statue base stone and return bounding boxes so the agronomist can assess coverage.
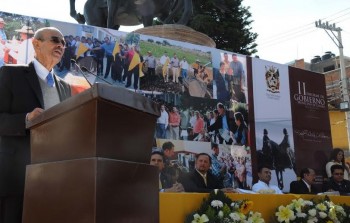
[135,24,216,48]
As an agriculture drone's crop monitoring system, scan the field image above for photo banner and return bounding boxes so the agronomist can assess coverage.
[251,58,296,192]
[289,67,332,187]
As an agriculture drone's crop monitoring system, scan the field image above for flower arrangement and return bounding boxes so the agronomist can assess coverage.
[184,189,265,223]
[273,196,350,223]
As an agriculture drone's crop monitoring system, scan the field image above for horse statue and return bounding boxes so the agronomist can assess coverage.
[69,0,193,30]
[69,0,230,30]
[257,128,296,190]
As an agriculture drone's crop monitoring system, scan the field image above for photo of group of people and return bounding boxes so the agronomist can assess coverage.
[151,51,251,189]
[0,11,251,190]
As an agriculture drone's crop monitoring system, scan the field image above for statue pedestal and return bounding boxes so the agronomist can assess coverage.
[135,24,216,48]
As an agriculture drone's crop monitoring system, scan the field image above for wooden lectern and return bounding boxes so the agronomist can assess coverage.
[22,83,160,223]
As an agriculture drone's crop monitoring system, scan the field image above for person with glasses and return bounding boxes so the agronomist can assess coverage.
[325,148,350,180]
[0,27,72,223]
[323,164,350,195]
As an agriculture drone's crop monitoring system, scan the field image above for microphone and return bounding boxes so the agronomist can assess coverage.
[81,66,114,85]
[70,59,92,87]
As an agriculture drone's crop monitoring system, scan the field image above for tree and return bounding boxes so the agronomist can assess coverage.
[189,0,257,55]
[125,33,140,46]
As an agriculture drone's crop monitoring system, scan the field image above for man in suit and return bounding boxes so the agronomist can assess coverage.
[290,168,317,194]
[149,150,184,192]
[180,153,235,193]
[207,102,236,144]
[0,27,72,223]
[323,164,350,195]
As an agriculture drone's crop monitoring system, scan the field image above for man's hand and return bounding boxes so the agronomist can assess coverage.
[164,182,185,192]
[27,108,44,121]
[221,188,238,193]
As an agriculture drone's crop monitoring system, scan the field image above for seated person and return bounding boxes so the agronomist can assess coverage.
[252,166,283,194]
[179,153,235,193]
[290,168,317,194]
[322,164,350,195]
[149,151,184,192]
[325,148,350,180]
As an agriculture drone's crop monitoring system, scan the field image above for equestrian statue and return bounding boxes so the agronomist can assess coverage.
[69,0,229,30]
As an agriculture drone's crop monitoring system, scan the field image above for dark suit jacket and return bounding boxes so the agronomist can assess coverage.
[207,110,236,133]
[214,71,230,101]
[290,180,317,194]
[180,170,223,193]
[322,178,350,195]
[0,62,71,196]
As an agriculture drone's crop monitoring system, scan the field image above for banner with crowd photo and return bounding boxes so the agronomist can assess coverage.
[0,10,331,193]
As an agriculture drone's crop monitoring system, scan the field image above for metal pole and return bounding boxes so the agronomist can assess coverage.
[315,20,350,150]
[337,30,350,150]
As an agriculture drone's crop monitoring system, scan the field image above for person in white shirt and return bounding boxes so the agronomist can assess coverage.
[156,104,169,139]
[252,166,283,194]
[7,26,35,65]
[179,57,189,79]
[144,51,156,77]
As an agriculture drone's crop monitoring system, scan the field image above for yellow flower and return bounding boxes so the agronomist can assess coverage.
[316,203,327,211]
[290,198,305,212]
[328,208,337,221]
[275,206,296,222]
[240,201,254,215]
[192,213,209,223]
[247,212,265,223]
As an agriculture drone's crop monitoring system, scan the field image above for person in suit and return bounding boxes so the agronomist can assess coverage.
[149,150,184,192]
[207,102,237,145]
[180,153,235,193]
[214,62,230,101]
[323,164,350,195]
[0,27,72,223]
[290,168,317,194]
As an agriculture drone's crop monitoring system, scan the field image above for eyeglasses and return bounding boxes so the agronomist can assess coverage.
[333,172,344,176]
[39,36,66,46]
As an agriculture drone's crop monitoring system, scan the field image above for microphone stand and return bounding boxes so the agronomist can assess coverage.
[81,66,114,85]
[70,59,92,87]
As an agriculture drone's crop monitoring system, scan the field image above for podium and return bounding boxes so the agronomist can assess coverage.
[22,83,160,223]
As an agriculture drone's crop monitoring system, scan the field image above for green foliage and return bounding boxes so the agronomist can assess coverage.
[0,12,47,40]
[189,0,257,55]
[184,190,264,223]
[139,40,212,67]
[125,33,140,46]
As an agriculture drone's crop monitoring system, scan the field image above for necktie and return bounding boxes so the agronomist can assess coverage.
[46,72,54,87]
[202,174,207,186]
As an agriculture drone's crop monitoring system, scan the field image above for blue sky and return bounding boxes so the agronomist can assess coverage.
[1,0,349,64]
